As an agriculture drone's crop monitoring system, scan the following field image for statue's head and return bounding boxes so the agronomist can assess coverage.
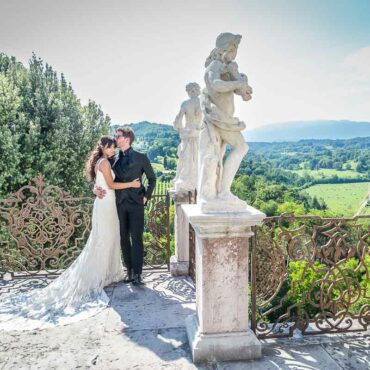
[205,33,242,67]
[186,82,201,98]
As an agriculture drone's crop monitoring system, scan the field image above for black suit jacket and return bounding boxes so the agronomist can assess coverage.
[110,148,156,205]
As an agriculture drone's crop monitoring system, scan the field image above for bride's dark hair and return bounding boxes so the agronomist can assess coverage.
[85,136,116,182]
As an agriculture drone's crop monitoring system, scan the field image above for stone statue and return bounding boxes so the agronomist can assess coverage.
[172,82,202,191]
[198,32,253,213]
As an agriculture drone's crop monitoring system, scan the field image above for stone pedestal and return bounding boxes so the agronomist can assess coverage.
[168,189,196,276]
[181,203,265,363]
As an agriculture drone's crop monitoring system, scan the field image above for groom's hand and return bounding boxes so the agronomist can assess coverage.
[93,186,106,199]
[143,196,147,205]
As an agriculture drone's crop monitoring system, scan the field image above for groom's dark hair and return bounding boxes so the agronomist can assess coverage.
[116,126,135,145]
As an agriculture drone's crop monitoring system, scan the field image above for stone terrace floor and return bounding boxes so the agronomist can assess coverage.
[1,271,370,369]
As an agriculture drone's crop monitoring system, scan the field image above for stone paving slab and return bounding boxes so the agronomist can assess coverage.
[322,337,370,370]
[0,271,200,370]
[103,301,195,333]
[218,344,343,370]
[1,271,370,370]
[110,274,195,307]
[0,310,111,370]
[95,328,199,369]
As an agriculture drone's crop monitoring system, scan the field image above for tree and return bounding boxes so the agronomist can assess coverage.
[0,74,22,196]
[259,200,278,216]
[166,158,177,170]
[0,53,110,197]
[356,158,367,173]
[311,196,321,210]
[333,161,343,171]
[277,201,306,215]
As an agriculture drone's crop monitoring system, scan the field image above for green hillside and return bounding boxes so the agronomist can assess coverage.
[303,183,370,216]
[109,122,370,217]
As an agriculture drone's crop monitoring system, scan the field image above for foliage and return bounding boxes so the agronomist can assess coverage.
[263,256,370,323]
[0,53,110,197]
[231,175,327,216]
[286,260,327,316]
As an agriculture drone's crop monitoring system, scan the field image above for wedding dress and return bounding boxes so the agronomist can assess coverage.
[0,160,125,331]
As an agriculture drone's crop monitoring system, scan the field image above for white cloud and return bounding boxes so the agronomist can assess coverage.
[344,46,370,81]
[327,46,370,108]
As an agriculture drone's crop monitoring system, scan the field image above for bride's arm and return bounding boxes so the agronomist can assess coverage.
[99,159,140,190]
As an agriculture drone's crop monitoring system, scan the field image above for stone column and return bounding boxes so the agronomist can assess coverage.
[181,203,265,363]
[168,189,196,276]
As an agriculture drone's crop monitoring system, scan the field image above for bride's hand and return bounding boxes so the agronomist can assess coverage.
[130,178,141,188]
[93,186,106,199]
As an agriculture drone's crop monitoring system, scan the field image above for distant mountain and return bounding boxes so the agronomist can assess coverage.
[244,120,370,142]
[111,119,370,144]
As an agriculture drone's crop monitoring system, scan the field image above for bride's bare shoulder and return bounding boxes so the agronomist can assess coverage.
[98,158,111,170]
[95,158,111,174]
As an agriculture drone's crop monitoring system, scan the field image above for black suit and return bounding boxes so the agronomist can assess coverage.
[110,147,156,275]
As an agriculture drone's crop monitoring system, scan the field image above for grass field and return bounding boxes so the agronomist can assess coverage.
[361,207,370,215]
[292,168,362,179]
[303,182,370,216]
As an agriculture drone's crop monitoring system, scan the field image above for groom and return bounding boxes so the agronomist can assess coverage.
[95,127,156,286]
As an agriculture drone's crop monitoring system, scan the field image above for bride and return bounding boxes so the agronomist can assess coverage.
[0,136,140,331]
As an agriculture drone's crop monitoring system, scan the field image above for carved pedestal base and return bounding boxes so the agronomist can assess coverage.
[169,255,189,276]
[182,203,265,363]
[186,314,261,363]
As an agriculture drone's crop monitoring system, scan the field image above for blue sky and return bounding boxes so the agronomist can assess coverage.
[0,0,369,130]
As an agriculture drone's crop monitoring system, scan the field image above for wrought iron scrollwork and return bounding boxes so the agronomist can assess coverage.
[143,193,171,268]
[189,223,196,284]
[188,189,197,284]
[0,176,93,278]
[251,213,370,338]
[0,176,172,297]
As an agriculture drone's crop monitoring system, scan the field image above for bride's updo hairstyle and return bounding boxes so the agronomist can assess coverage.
[85,136,116,181]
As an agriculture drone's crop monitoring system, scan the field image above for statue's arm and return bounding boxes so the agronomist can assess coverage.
[174,105,185,131]
[207,67,246,93]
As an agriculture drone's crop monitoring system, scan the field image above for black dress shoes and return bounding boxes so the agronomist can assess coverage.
[132,274,144,286]
[123,269,134,284]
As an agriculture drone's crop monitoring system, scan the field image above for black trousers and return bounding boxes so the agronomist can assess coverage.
[116,200,145,275]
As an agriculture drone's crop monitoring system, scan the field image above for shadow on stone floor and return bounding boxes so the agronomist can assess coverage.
[97,271,200,366]
[2,273,370,369]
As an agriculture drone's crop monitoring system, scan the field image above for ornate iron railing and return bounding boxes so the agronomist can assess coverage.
[251,213,370,338]
[188,190,197,283]
[0,176,93,278]
[144,193,171,269]
[0,176,171,295]
[189,223,196,283]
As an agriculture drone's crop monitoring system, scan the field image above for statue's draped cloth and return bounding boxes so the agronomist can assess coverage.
[199,89,245,196]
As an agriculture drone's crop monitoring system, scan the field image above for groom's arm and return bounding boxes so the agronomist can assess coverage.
[142,154,156,202]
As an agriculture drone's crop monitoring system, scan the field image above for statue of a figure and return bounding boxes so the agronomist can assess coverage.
[172,82,202,191]
[198,33,253,212]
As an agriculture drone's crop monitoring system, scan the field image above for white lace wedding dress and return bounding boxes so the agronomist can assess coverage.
[0,162,125,331]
